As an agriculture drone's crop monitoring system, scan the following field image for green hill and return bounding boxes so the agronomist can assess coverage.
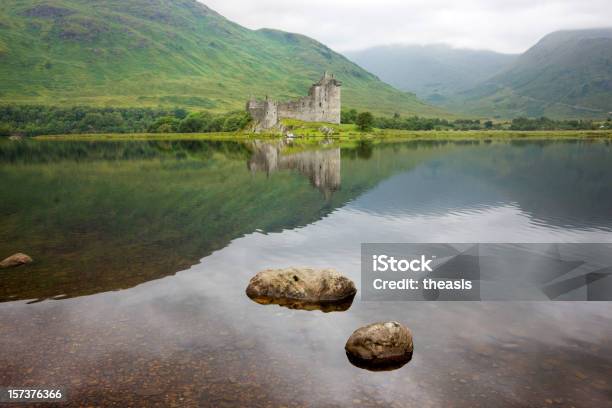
[0,0,442,116]
[451,29,612,118]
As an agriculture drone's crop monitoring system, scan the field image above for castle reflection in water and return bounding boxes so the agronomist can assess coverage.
[247,141,341,198]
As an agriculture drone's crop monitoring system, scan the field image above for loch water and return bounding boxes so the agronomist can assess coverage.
[0,139,611,407]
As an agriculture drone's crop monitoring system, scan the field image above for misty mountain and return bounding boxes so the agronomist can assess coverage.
[345,44,517,104]
[453,28,612,118]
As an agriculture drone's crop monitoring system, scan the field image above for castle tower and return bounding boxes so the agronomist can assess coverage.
[310,71,341,124]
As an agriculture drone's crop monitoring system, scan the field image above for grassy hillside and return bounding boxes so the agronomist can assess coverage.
[451,29,612,119]
[346,44,517,104]
[0,0,443,117]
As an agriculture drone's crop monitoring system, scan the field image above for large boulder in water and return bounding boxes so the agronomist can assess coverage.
[0,253,33,269]
[246,267,356,312]
[345,321,414,371]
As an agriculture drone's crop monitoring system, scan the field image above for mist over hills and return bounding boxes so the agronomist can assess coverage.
[349,29,612,119]
[346,44,517,104]
[453,28,612,118]
[0,0,441,116]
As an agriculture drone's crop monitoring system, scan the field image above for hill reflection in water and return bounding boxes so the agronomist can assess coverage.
[0,139,611,302]
[0,139,409,302]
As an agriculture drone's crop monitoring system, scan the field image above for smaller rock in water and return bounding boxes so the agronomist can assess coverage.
[246,267,356,312]
[0,253,34,269]
[345,321,414,371]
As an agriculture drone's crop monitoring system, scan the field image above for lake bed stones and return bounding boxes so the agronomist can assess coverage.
[345,321,413,371]
[246,267,356,312]
[0,253,33,269]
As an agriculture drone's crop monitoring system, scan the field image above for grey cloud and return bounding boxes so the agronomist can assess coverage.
[202,0,611,53]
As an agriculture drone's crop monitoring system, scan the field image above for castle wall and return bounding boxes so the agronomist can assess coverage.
[247,72,341,129]
[277,80,341,124]
[246,99,278,130]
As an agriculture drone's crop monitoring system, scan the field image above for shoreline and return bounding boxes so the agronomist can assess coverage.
[30,129,612,143]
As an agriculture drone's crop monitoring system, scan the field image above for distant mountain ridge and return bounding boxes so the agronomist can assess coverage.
[348,29,612,119]
[346,44,517,104]
[0,0,442,116]
[452,28,612,118]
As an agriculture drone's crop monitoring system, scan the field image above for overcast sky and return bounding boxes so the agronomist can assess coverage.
[202,0,611,54]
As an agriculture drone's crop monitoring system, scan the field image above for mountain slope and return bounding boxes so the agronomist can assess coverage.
[0,0,442,116]
[345,44,517,104]
[452,28,612,118]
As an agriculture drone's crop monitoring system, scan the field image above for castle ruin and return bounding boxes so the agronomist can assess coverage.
[246,72,341,129]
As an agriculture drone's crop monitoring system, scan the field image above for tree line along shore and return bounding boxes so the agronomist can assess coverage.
[0,105,611,137]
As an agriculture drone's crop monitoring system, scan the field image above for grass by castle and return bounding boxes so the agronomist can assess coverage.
[35,127,612,145]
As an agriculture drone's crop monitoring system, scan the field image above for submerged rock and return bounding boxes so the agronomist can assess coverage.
[246,267,356,312]
[0,253,33,269]
[345,321,413,371]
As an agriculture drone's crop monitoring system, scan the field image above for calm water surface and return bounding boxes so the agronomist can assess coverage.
[0,139,611,407]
